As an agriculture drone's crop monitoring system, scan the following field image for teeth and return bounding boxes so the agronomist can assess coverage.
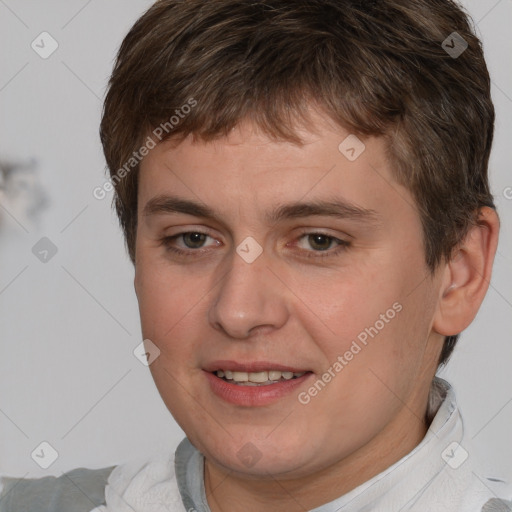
[248,371,268,383]
[268,370,282,381]
[215,369,306,384]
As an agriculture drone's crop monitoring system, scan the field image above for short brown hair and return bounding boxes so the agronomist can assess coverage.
[100,0,495,366]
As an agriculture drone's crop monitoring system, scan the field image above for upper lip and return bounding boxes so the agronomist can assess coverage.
[203,360,311,373]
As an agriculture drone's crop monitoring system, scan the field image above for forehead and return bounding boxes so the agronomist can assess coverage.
[138,118,419,229]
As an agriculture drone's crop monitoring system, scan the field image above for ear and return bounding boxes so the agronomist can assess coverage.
[433,207,500,336]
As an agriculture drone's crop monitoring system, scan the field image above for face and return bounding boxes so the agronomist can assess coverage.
[134,114,445,480]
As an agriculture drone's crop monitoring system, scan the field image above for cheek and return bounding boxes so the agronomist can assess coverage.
[285,262,403,354]
[136,244,206,317]
[134,261,212,422]
[134,257,207,359]
[294,253,434,379]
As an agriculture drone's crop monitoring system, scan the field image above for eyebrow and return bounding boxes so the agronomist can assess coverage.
[143,194,381,226]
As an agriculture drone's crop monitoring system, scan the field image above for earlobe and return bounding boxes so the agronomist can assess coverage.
[433,207,500,336]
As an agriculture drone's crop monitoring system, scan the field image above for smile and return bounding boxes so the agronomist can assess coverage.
[215,370,307,386]
[204,367,313,406]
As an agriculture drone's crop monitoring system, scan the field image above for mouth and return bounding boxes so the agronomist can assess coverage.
[213,369,309,386]
[203,362,314,406]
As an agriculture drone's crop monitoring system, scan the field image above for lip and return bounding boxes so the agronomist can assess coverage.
[203,369,314,407]
[203,360,310,373]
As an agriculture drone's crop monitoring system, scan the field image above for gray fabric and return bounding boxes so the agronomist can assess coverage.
[175,438,210,512]
[0,465,116,512]
[481,499,512,511]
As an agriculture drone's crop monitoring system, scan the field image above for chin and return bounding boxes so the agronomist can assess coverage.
[197,427,323,478]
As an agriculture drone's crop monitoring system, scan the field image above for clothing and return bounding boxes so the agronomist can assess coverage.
[1,378,510,511]
[0,466,115,512]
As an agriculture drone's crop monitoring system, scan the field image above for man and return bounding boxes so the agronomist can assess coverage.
[1,1,510,510]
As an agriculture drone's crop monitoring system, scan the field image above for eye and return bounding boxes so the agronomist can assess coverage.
[300,234,336,251]
[160,229,350,260]
[160,231,220,256]
[180,232,209,249]
[293,231,350,258]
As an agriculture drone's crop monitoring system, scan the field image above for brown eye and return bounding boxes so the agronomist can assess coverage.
[307,234,335,251]
[293,231,350,259]
[182,232,208,248]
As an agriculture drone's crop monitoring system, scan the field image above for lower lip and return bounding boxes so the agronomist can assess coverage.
[203,371,313,407]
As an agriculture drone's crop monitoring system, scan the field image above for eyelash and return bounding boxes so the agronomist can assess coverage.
[160,229,351,260]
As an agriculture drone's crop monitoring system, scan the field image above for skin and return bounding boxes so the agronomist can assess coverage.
[134,112,499,512]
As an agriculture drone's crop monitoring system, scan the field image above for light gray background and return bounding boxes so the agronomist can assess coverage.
[0,0,511,483]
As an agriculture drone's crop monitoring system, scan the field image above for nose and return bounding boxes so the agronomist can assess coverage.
[208,247,289,339]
